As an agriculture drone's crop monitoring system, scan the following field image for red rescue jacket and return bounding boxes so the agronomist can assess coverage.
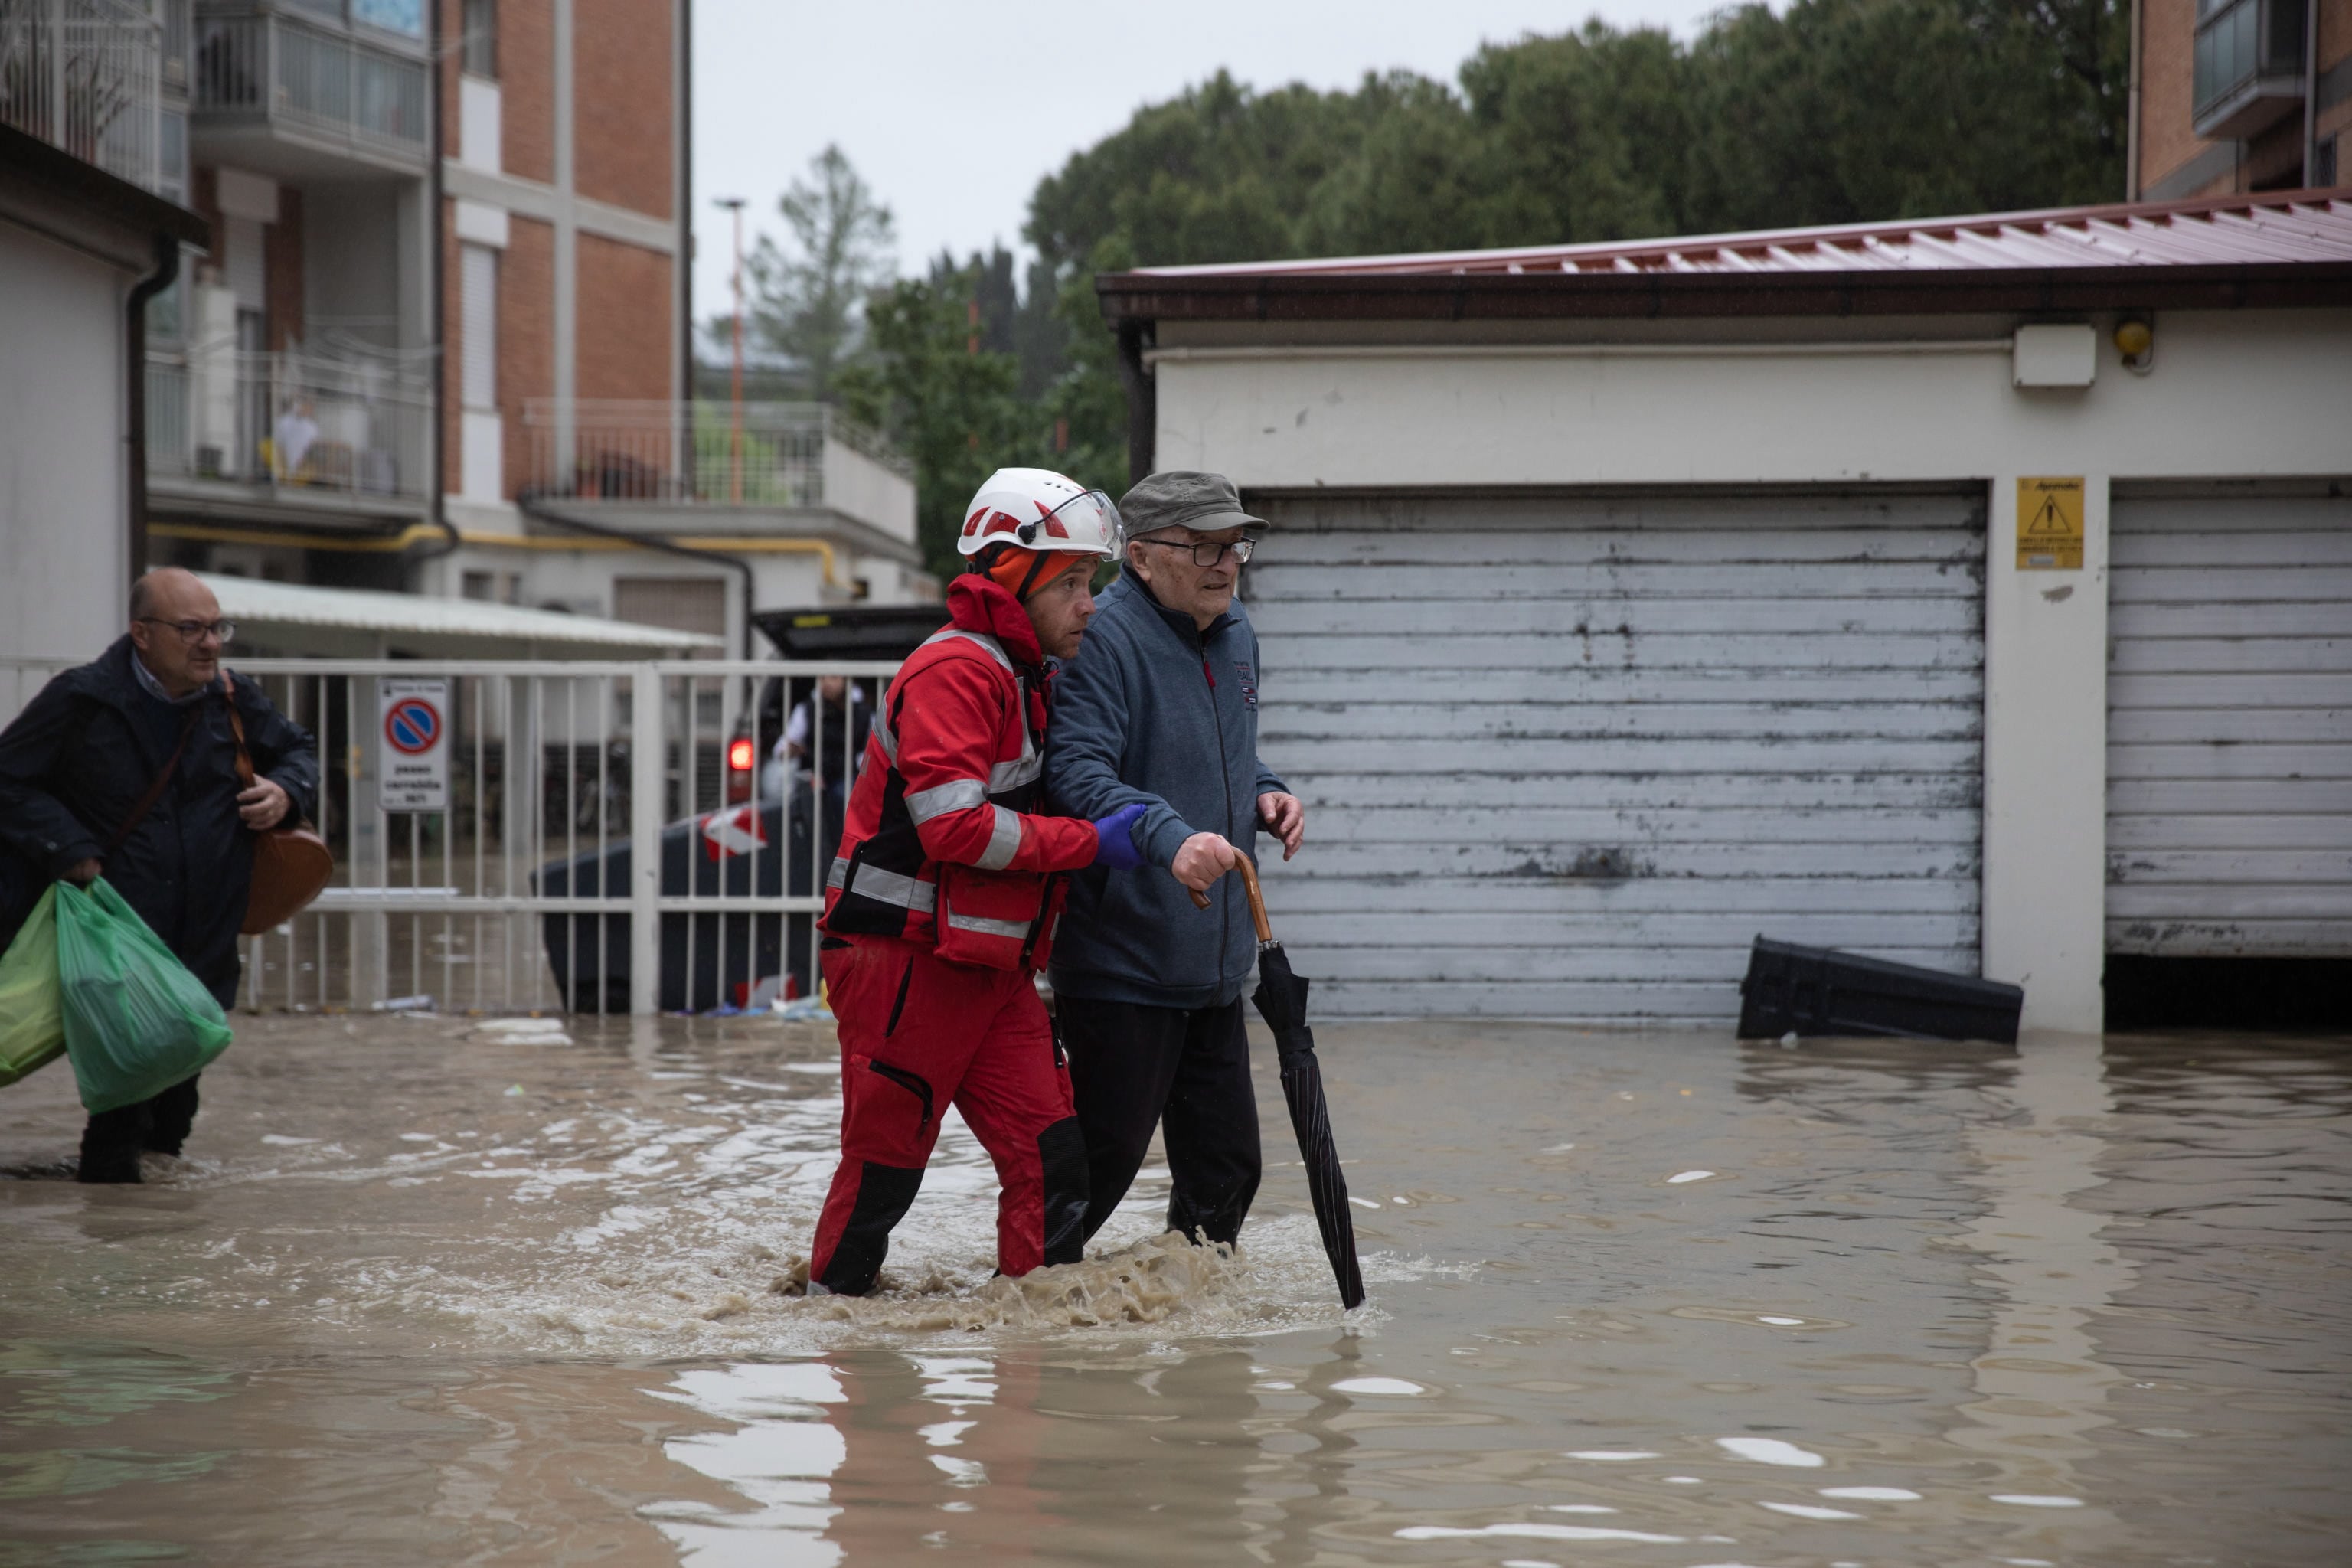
[820,575,1099,969]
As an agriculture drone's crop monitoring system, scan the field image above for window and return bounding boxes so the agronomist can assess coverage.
[462,570,495,601]
[350,0,426,40]
[460,243,497,410]
[462,0,496,78]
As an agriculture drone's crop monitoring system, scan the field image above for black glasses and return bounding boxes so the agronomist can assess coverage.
[1138,535,1255,567]
[139,618,236,644]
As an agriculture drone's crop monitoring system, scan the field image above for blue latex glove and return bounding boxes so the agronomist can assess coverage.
[1089,802,1150,871]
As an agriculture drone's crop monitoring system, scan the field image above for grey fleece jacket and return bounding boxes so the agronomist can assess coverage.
[1044,572,1287,1009]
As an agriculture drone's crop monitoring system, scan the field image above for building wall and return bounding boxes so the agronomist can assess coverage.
[573,0,675,217]
[1149,309,2352,1034]
[499,214,559,498]
[480,0,557,185]
[0,224,129,662]
[2140,0,2352,198]
[264,185,304,351]
[576,232,672,400]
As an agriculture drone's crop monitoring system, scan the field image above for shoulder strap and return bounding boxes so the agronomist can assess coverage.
[219,668,257,789]
[103,704,201,860]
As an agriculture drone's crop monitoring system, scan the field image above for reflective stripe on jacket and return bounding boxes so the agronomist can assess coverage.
[821,576,1099,969]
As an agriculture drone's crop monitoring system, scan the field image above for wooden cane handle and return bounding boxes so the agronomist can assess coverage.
[1186,854,1273,943]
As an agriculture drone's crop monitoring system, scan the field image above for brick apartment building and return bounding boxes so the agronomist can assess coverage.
[120,0,921,659]
[2137,0,2349,198]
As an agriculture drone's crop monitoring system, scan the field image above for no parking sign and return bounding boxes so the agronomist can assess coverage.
[378,678,449,812]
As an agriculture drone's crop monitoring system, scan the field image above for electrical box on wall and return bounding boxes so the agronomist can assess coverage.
[2013,323,2097,387]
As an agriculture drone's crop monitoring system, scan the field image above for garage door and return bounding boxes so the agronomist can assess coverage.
[2107,488,2352,957]
[1244,491,1987,1022]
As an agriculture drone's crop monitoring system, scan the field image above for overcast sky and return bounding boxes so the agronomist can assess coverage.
[688,1,1731,327]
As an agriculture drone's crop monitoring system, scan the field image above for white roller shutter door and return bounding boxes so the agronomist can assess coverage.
[460,242,498,410]
[1245,491,1987,1022]
[2106,488,2352,957]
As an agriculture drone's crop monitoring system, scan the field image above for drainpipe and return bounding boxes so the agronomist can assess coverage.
[1116,318,1155,486]
[678,0,694,409]
[126,231,181,588]
[517,492,756,658]
[2125,0,2143,202]
[423,0,458,564]
[2303,0,2321,188]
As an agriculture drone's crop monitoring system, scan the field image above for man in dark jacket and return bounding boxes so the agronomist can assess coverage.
[1044,471,1305,1249]
[0,568,318,1182]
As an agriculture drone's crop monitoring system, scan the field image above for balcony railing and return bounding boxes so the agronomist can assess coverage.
[192,3,427,165]
[149,345,432,505]
[0,0,163,191]
[524,401,915,508]
[2193,0,2306,139]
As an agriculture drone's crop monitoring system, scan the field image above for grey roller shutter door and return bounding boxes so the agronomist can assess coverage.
[223,214,265,313]
[2106,488,2352,957]
[1244,490,1987,1022]
[613,577,727,662]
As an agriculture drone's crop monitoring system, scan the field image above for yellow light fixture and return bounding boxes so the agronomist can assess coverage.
[2113,317,2154,368]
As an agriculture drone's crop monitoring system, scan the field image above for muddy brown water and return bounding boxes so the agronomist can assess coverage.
[1,1013,2345,1566]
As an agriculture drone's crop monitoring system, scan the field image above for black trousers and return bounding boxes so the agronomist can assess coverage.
[77,1073,201,1184]
[1057,994,1260,1247]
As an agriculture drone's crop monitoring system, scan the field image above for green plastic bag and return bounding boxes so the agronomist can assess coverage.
[54,880,234,1115]
[0,886,66,1089]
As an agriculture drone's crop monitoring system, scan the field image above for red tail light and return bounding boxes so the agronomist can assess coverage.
[728,737,756,773]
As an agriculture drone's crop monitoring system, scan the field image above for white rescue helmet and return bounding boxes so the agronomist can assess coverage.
[957,468,1123,563]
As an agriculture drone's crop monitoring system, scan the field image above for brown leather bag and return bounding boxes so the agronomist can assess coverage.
[219,670,333,933]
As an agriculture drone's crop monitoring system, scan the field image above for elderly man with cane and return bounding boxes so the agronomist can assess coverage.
[1044,471,1305,1250]
[0,568,318,1181]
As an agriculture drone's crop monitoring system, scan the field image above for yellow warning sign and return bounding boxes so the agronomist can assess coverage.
[2017,476,2085,570]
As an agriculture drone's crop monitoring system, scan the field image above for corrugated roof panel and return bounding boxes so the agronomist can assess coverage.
[198,574,725,649]
[1128,191,2352,281]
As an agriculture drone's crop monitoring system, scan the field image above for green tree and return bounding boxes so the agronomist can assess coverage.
[835,267,1038,578]
[742,145,896,403]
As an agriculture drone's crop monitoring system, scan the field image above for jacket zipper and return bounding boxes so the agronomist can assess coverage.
[1202,636,1232,972]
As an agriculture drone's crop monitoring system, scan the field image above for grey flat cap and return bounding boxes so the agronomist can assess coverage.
[1119,470,1267,537]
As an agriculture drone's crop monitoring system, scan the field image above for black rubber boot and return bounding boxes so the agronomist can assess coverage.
[142,1075,200,1156]
[78,1102,149,1184]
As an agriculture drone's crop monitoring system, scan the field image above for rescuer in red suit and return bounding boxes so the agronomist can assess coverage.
[807,469,1151,1296]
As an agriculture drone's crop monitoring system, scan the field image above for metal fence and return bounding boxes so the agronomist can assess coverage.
[522,400,913,508]
[146,347,433,501]
[191,4,429,163]
[0,0,163,192]
[1,658,897,1017]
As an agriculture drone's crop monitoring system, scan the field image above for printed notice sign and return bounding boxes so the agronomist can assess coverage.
[378,679,449,812]
[2017,476,2086,570]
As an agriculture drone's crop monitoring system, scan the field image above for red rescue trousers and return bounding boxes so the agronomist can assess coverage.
[808,935,1088,1295]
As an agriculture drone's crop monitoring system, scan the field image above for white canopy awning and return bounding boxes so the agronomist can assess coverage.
[198,573,724,654]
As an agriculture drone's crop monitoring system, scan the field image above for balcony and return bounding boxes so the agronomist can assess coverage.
[191,2,429,177]
[148,345,433,520]
[2193,0,2306,142]
[0,0,164,192]
[521,400,919,547]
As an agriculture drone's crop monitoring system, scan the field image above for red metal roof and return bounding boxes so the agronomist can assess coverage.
[1129,190,2352,279]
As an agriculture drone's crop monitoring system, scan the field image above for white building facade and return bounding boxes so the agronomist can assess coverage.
[1,1,206,662]
[1101,194,2352,1034]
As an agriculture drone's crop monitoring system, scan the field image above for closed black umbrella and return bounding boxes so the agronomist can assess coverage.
[1194,855,1365,1309]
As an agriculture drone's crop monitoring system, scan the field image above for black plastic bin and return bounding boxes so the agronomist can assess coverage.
[1736,936,2023,1044]
[534,792,820,1012]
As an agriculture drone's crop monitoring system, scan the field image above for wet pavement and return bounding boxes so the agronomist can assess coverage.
[1,1012,2346,1565]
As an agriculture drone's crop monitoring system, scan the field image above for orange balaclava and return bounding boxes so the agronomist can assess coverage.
[980,545,1088,603]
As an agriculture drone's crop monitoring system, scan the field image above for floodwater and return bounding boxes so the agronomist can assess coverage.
[2,1013,2346,1566]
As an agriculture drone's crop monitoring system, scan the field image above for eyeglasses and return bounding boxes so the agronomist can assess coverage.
[139,618,236,644]
[1137,535,1256,567]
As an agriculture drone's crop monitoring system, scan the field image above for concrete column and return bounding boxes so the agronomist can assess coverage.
[1981,472,2110,1034]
